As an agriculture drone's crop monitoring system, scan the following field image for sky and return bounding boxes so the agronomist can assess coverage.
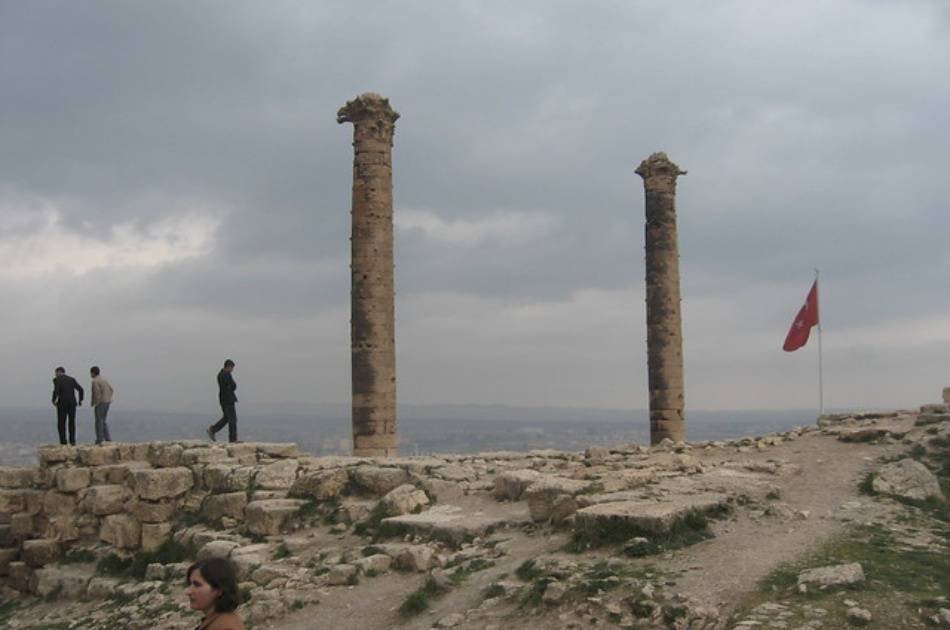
[1,0,949,416]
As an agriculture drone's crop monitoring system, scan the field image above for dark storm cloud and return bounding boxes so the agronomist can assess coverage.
[2,0,949,411]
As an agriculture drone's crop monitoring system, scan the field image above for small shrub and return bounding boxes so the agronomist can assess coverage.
[858,472,877,496]
[515,559,541,582]
[483,583,506,599]
[272,543,292,560]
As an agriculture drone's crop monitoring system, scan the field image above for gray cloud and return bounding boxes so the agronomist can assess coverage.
[1,0,948,413]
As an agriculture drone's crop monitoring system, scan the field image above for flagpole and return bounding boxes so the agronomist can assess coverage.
[815,268,823,417]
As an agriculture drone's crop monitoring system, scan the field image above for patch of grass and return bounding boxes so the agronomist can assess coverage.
[272,543,292,560]
[361,545,385,557]
[297,500,321,521]
[353,503,390,538]
[858,472,877,496]
[290,599,305,610]
[483,583,506,599]
[515,559,541,582]
[96,553,133,577]
[0,599,19,624]
[399,575,444,617]
[909,444,927,460]
[240,586,253,603]
[449,558,496,584]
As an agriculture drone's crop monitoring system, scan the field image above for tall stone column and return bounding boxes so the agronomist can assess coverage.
[636,152,687,445]
[338,93,399,456]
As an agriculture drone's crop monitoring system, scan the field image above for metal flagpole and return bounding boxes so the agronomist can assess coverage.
[815,268,823,416]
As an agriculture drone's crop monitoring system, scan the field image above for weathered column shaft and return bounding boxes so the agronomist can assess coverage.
[338,93,399,456]
[636,152,687,444]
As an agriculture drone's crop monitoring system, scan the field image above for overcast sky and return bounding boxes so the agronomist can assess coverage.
[2,0,949,417]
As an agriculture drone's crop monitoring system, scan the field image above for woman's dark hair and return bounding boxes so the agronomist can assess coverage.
[186,558,241,613]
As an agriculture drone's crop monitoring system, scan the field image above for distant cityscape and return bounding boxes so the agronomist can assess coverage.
[0,405,820,467]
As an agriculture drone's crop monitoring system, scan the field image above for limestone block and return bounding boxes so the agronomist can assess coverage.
[0,547,19,575]
[289,468,349,501]
[86,576,120,598]
[255,459,299,490]
[244,499,305,536]
[585,447,611,463]
[34,565,90,598]
[147,443,183,468]
[225,443,258,464]
[230,544,271,579]
[197,540,240,561]
[82,484,129,515]
[380,484,429,516]
[226,466,255,491]
[90,461,151,485]
[132,467,194,500]
[22,538,61,567]
[492,470,542,501]
[327,563,358,585]
[620,469,657,488]
[116,442,150,462]
[8,561,36,593]
[140,522,172,552]
[203,492,248,521]
[0,467,35,489]
[43,491,77,516]
[797,563,865,589]
[130,499,177,523]
[255,443,300,458]
[872,459,943,501]
[10,513,33,538]
[181,447,231,466]
[433,464,476,482]
[394,545,438,572]
[100,514,141,549]
[56,467,91,493]
[574,493,730,542]
[183,489,210,513]
[381,505,512,546]
[916,413,950,426]
[38,445,77,466]
[355,553,392,574]
[0,489,26,515]
[421,479,464,503]
[77,445,120,467]
[44,515,79,542]
[337,499,374,525]
[203,464,237,492]
[76,513,100,543]
[524,478,593,522]
[350,465,411,496]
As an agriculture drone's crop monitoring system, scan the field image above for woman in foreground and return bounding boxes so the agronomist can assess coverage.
[185,557,246,630]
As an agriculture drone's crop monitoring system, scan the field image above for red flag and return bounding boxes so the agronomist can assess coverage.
[783,280,819,352]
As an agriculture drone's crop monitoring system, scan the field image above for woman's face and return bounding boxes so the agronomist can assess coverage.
[185,569,220,613]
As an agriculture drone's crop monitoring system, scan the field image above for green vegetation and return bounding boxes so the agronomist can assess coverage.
[272,543,292,560]
[399,575,445,617]
[96,538,196,579]
[514,559,542,582]
[61,547,97,564]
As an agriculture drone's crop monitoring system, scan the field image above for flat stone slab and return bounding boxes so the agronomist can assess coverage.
[381,504,523,545]
[798,562,865,589]
[574,492,730,540]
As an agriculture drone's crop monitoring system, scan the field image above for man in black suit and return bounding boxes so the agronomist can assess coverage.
[52,366,84,445]
[207,359,239,443]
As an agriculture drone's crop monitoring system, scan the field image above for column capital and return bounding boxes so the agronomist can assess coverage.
[337,92,400,126]
[636,152,686,191]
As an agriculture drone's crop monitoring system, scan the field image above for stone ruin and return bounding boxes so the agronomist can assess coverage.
[0,393,944,627]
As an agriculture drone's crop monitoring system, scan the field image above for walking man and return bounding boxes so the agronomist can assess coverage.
[208,359,239,443]
[90,366,114,444]
[51,366,84,445]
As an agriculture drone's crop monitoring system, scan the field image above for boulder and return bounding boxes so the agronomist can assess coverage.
[140,522,172,552]
[492,469,542,501]
[254,459,299,490]
[130,499,177,523]
[181,447,232,466]
[797,563,865,589]
[77,445,120,467]
[289,468,350,501]
[381,505,515,546]
[34,565,90,598]
[85,576,120,598]
[394,544,439,572]
[132,467,194,500]
[872,459,944,501]
[350,466,411,496]
[203,492,248,521]
[203,464,237,492]
[147,443,184,467]
[244,499,306,536]
[82,484,129,515]
[524,477,593,522]
[197,540,240,561]
[55,467,91,493]
[255,443,300,458]
[355,553,392,574]
[21,539,60,567]
[0,467,35,489]
[38,445,77,466]
[327,563,358,585]
[8,561,35,593]
[99,514,141,549]
[380,484,429,516]
[421,478,464,503]
[574,493,730,542]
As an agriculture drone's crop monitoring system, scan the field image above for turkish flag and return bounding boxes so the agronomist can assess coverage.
[783,281,819,352]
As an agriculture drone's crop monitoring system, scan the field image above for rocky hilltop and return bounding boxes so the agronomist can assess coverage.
[1,397,948,629]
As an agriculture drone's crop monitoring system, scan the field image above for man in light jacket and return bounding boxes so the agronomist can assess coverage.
[90,366,114,444]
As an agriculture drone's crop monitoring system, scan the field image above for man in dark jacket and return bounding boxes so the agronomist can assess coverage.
[51,366,84,445]
[207,359,239,443]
